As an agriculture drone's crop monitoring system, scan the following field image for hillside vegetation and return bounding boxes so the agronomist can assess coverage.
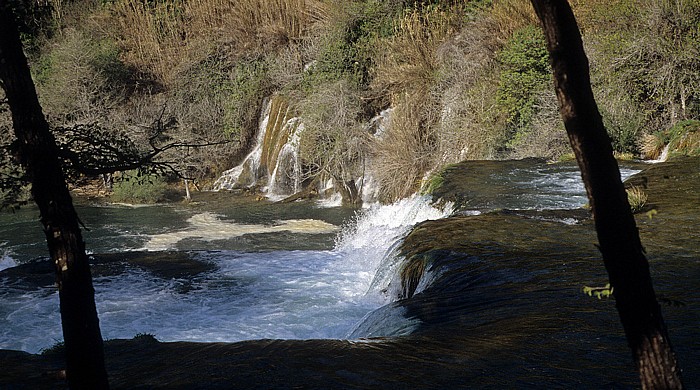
[3,0,700,203]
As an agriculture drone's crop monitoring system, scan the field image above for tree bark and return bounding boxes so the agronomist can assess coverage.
[0,9,109,390]
[529,1,683,388]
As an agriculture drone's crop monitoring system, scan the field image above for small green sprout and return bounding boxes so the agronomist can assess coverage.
[583,283,614,299]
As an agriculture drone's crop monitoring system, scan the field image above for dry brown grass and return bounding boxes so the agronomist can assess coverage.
[186,0,327,51]
[369,5,463,201]
[110,0,187,83]
[372,6,458,98]
[108,0,327,83]
[372,94,439,202]
[490,0,539,44]
[626,185,648,213]
[641,133,665,159]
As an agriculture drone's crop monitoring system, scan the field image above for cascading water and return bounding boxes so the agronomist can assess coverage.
[3,158,699,388]
[0,250,16,272]
[213,98,272,190]
[213,96,306,199]
[0,194,451,353]
[215,102,394,202]
[0,161,642,353]
[266,121,303,199]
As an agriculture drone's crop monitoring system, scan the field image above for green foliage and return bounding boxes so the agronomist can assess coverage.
[110,171,168,204]
[171,55,270,171]
[0,109,30,210]
[304,1,398,90]
[32,30,132,120]
[496,24,551,147]
[421,172,445,196]
[583,283,614,299]
[663,119,700,157]
[223,59,271,136]
[606,120,641,155]
[421,164,458,195]
[0,161,31,210]
[664,119,700,142]
[589,0,700,132]
[597,92,646,154]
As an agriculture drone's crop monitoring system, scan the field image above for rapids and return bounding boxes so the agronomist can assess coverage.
[0,192,452,353]
[1,158,698,388]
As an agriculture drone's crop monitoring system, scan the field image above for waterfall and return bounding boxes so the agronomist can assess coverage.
[214,95,305,197]
[335,195,454,303]
[366,107,393,139]
[213,98,272,190]
[267,120,303,199]
[214,100,394,202]
[646,143,671,164]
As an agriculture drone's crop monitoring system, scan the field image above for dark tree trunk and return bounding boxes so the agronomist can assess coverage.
[0,9,109,390]
[529,1,683,388]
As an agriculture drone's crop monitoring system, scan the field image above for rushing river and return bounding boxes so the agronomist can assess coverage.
[1,159,699,388]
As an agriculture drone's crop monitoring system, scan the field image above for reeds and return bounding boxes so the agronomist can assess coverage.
[626,185,648,213]
[109,0,327,83]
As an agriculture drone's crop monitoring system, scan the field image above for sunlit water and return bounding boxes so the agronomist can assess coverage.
[0,162,640,355]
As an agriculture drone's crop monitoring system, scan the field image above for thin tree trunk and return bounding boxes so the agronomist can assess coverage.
[0,10,109,390]
[529,1,683,388]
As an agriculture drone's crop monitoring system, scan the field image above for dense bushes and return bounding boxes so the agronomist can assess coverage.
[496,24,550,148]
[5,0,699,203]
[110,171,168,204]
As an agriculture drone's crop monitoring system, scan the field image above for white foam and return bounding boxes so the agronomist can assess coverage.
[645,144,671,163]
[143,212,339,251]
[335,195,453,302]
[0,244,18,272]
[0,254,17,272]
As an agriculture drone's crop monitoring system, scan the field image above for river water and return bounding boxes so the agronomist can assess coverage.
[1,159,698,388]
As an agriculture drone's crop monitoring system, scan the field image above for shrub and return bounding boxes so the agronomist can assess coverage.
[495,24,551,148]
[640,133,666,160]
[7,0,56,56]
[641,120,700,159]
[665,119,700,157]
[626,185,648,213]
[372,94,439,202]
[110,171,168,204]
[595,86,646,155]
[507,90,569,160]
[298,80,368,194]
[300,0,398,92]
[133,333,158,343]
[430,6,508,164]
[40,340,65,355]
[420,166,449,195]
[33,29,131,121]
[372,5,459,97]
